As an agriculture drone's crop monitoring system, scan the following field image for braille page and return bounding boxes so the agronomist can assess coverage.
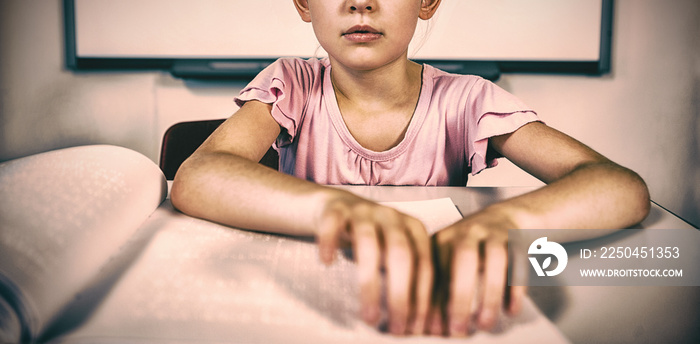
[59,201,569,344]
[0,145,166,341]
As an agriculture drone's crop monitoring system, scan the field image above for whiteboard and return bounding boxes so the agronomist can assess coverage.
[65,0,612,79]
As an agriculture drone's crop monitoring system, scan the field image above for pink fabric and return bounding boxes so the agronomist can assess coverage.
[235,58,539,186]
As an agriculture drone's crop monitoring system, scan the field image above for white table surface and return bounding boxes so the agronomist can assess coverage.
[158,183,698,343]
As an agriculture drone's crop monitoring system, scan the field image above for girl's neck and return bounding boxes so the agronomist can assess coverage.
[327,56,424,152]
[329,57,423,112]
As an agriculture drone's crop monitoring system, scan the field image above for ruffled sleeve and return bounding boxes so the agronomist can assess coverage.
[234,57,321,147]
[465,78,541,175]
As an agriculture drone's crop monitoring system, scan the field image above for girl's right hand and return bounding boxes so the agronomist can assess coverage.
[315,191,433,336]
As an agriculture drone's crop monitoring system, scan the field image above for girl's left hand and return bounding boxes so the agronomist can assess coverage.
[426,205,527,337]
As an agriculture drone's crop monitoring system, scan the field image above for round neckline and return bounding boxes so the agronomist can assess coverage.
[323,61,433,162]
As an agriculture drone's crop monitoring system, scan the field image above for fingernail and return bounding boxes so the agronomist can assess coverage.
[430,316,443,336]
[479,309,494,329]
[411,319,425,335]
[362,306,379,325]
[449,320,467,336]
[509,300,522,315]
[320,248,334,264]
[390,319,406,335]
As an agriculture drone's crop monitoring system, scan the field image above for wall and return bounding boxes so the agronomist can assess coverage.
[1,0,698,227]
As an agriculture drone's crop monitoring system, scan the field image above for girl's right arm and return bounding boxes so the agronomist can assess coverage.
[171,100,329,236]
[170,100,433,335]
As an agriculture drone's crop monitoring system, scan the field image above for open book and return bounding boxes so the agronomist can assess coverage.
[0,145,568,343]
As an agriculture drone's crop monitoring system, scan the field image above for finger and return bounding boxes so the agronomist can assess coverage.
[447,236,479,337]
[506,285,527,315]
[352,219,382,327]
[478,240,508,330]
[383,224,412,335]
[317,208,345,265]
[404,218,432,335]
[506,237,529,315]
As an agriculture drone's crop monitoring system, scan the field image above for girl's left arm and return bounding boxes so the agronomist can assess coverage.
[486,121,650,232]
[428,121,650,337]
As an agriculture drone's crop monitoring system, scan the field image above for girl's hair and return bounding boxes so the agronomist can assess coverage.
[411,0,441,58]
[409,17,435,58]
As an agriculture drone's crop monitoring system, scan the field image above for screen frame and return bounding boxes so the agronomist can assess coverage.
[63,0,613,81]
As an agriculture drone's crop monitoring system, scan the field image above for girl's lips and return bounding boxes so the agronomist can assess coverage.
[343,25,382,43]
[343,32,382,43]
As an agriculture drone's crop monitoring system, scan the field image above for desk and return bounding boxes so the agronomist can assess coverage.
[61,185,697,343]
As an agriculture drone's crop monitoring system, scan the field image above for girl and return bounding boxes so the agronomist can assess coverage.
[171,0,650,337]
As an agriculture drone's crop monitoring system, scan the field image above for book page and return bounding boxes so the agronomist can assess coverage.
[0,145,166,341]
[59,199,568,344]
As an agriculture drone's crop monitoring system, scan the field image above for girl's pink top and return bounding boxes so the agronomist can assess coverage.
[235,58,539,186]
